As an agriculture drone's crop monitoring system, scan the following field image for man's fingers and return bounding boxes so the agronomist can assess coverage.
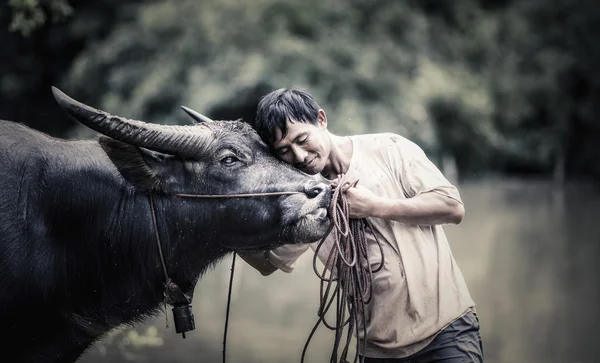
[341,183,354,192]
[341,178,359,192]
[331,177,359,192]
[330,178,340,188]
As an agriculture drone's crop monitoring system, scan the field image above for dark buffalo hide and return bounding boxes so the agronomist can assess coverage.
[0,88,331,362]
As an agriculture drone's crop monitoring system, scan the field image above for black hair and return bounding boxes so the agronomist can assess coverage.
[253,87,320,144]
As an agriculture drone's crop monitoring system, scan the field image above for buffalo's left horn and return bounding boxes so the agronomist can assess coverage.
[181,106,214,123]
[51,86,209,158]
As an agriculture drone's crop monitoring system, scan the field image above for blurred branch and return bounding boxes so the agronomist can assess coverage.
[2,0,599,182]
[8,0,73,36]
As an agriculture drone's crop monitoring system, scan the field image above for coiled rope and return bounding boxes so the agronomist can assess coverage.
[300,173,384,363]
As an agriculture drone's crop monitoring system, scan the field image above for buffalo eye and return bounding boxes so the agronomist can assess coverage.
[220,155,239,166]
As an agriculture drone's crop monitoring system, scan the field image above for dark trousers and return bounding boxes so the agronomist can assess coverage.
[361,311,484,363]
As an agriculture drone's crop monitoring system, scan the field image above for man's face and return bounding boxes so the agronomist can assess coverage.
[270,110,330,175]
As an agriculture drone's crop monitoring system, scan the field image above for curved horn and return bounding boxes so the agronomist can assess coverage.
[181,106,214,123]
[51,86,209,157]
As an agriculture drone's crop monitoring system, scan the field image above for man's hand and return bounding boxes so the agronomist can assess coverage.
[332,178,381,219]
[343,184,383,219]
[332,178,464,225]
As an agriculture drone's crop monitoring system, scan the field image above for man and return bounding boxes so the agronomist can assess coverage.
[240,88,483,362]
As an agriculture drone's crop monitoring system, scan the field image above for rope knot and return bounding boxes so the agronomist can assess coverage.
[164,278,191,306]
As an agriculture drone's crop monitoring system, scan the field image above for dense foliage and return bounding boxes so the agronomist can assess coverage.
[2,0,599,182]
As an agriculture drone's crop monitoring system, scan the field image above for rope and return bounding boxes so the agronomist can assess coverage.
[151,183,380,363]
[174,191,301,198]
[223,253,236,363]
[301,173,385,363]
[149,194,170,284]
[148,190,302,343]
[149,189,302,284]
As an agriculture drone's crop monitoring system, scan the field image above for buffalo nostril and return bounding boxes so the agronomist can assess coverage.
[307,187,320,198]
[304,181,327,198]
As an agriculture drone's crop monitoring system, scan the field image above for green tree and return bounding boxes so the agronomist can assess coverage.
[7,0,73,37]
[3,0,599,183]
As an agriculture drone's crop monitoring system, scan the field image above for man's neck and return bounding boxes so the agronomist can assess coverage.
[321,133,353,180]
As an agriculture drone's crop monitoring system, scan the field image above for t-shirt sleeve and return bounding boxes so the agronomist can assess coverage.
[386,135,463,204]
[266,243,311,273]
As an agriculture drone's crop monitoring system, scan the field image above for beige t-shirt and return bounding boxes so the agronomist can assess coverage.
[267,133,475,359]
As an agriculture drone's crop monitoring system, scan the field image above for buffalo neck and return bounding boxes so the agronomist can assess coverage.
[42,142,227,328]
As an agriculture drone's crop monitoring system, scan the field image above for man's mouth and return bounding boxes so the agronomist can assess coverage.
[300,157,316,171]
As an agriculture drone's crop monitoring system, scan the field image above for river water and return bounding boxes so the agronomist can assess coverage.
[80,178,600,363]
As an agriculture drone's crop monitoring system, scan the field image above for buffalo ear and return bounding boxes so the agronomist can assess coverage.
[99,136,165,191]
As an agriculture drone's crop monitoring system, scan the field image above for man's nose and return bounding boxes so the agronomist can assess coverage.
[292,146,308,164]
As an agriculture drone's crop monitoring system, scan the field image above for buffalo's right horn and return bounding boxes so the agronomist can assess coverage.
[180,106,214,123]
[51,86,209,158]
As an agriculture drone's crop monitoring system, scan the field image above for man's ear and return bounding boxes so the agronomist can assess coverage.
[99,136,166,191]
[317,109,327,129]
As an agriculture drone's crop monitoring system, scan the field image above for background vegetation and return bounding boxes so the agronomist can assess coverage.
[3,2,600,363]
[3,0,599,183]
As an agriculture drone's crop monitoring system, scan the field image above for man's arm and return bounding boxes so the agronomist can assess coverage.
[338,135,465,225]
[372,189,464,225]
[342,185,464,225]
[238,251,278,276]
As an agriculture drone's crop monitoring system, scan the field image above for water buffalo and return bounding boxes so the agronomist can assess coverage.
[0,87,331,362]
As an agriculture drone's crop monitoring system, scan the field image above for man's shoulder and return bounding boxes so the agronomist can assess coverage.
[351,132,424,154]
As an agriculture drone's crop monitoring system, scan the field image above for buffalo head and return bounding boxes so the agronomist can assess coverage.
[51,87,332,252]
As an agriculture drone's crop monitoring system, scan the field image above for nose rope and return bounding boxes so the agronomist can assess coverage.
[150,190,302,288]
[173,191,302,198]
[147,189,308,342]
